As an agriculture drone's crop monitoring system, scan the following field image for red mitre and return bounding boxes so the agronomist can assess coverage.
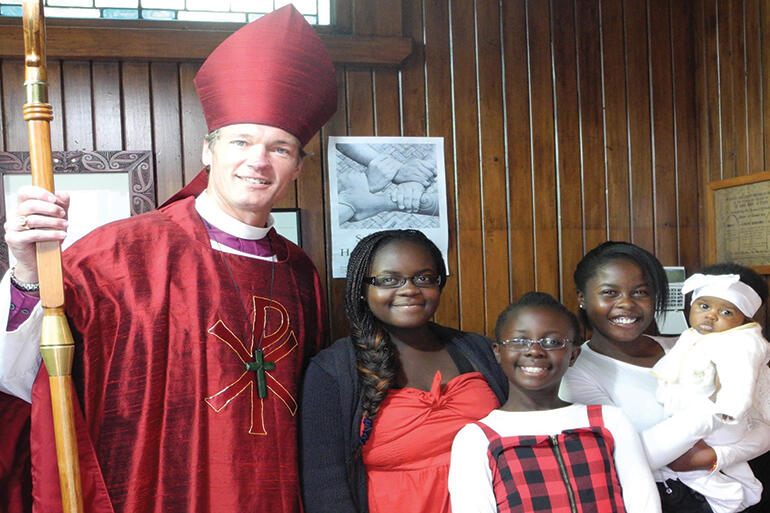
[194,5,337,147]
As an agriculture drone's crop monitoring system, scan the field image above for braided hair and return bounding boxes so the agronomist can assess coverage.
[344,229,447,447]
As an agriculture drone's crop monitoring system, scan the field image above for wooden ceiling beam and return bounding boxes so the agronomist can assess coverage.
[0,19,413,66]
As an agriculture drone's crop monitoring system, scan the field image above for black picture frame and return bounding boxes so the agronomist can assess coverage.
[271,207,302,247]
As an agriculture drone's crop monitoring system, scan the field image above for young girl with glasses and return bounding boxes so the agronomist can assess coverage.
[300,229,507,513]
[449,291,660,513]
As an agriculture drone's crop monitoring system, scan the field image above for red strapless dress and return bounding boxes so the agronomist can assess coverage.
[362,371,499,513]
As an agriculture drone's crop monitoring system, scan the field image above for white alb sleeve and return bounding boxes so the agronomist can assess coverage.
[449,423,498,513]
[0,270,43,403]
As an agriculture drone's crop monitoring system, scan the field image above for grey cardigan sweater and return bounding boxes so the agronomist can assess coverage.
[299,323,507,513]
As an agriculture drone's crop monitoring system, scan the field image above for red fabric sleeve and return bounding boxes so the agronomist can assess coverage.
[0,393,31,513]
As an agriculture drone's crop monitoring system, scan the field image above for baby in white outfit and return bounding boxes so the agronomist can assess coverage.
[653,264,770,513]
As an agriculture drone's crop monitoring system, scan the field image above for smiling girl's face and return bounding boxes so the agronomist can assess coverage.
[365,239,441,331]
[577,258,656,346]
[494,306,579,404]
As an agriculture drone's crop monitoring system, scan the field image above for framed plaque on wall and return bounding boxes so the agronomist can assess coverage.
[706,171,770,274]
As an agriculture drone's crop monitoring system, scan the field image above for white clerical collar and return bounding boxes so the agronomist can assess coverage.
[194,190,274,240]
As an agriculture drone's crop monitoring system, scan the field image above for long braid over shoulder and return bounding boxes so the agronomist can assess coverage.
[344,230,447,447]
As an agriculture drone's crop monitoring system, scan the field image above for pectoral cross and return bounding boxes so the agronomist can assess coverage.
[245,348,275,398]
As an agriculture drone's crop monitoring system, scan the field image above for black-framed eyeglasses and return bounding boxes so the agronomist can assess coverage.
[364,274,443,289]
[498,337,571,351]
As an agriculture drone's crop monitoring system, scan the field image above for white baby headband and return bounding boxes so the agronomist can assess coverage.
[682,273,762,318]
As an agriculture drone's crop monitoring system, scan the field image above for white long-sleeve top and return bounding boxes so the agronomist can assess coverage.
[559,336,770,482]
[448,404,661,513]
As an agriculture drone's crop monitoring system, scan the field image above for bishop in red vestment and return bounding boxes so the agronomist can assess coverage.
[30,190,327,512]
[0,5,336,512]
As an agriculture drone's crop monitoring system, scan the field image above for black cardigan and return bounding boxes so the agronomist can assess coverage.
[299,323,508,513]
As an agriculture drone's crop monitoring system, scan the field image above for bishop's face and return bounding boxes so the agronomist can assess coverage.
[203,123,303,227]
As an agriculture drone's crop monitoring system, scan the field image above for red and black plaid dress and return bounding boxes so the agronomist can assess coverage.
[476,404,627,513]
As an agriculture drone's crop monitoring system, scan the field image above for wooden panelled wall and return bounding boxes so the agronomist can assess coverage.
[694,0,770,330]
[1,0,769,341]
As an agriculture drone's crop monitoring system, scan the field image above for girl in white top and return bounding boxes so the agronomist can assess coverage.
[560,241,770,513]
[450,292,660,513]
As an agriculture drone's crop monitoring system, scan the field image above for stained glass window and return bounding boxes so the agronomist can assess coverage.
[0,0,330,25]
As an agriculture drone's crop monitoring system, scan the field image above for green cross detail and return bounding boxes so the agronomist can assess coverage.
[245,348,276,399]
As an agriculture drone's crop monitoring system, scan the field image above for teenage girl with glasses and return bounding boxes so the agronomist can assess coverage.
[449,291,660,513]
[300,229,507,513]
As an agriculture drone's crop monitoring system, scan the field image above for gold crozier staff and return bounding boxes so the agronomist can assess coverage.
[21,1,84,511]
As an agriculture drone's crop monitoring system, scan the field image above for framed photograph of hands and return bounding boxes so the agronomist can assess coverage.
[0,150,155,270]
[328,137,449,278]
